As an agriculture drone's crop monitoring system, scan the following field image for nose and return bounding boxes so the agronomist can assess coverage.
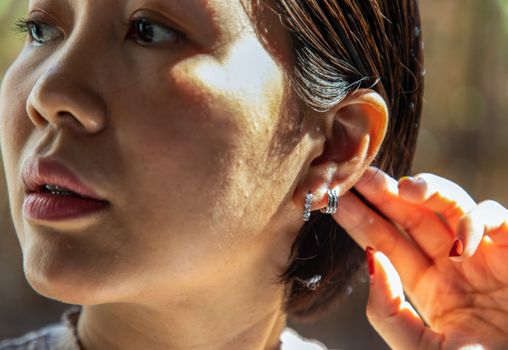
[26,65,107,134]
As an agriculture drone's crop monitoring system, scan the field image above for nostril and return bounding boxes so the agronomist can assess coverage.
[56,110,105,134]
[26,102,48,129]
[24,69,108,134]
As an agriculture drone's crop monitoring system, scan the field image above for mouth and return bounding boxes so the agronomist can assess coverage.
[35,184,101,200]
[21,156,109,221]
[22,156,107,201]
[23,191,109,221]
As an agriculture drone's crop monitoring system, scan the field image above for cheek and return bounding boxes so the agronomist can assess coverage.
[109,43,288,240]
[98,70,239,268]
[0,61,31,156]
[0,58,38,224]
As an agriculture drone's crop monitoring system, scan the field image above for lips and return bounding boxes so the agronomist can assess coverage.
[21,156,106,201]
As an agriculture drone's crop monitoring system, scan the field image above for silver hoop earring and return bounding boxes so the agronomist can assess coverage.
[302,191,313,221]
[319,188,339,214]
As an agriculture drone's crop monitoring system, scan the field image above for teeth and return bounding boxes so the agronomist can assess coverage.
[45,185,66,191]
[43,184,77,196]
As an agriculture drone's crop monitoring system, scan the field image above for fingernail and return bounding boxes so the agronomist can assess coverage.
[413,177,427,187]
[366,247,375,283]
[399,176,415,183]
[449,239,464,257]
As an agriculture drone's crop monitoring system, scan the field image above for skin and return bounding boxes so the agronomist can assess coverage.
[337,168,508,349]
[0,0,388,349]
[8,0,508,349]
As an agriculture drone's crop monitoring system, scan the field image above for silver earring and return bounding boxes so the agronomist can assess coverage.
[295,274,322,290]
[302,191,313,221]
[319,188,339,214]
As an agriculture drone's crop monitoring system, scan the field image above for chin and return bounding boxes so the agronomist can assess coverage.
[21,243,117,306]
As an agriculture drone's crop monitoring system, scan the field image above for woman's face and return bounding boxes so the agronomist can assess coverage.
[0,0,311,304]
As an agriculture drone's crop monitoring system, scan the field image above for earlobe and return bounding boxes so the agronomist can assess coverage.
[292,89,389,214]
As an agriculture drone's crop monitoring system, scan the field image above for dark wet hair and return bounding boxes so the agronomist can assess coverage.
[249,0,424,320]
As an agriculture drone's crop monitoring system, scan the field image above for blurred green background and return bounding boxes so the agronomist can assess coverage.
[1,1,507,349]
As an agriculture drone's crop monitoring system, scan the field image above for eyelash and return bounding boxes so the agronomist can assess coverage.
[12,16,185,47]
[13,17,34,36]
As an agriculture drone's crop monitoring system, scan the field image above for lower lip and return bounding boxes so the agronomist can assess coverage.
[23,192,109,221]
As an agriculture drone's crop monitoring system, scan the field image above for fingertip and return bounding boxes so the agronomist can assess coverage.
[365,165,382,177]
[357,166,382,187]
[357,166,398,197]
[398,176,415,184]
[364,249,442,350]
[366,249,404,300]
[366,248,408,328]
[451,213,485,261]
[398,176,428,203]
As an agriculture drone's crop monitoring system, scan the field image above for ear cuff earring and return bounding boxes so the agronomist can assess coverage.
[320,188,339,214]
[302,188,339,221]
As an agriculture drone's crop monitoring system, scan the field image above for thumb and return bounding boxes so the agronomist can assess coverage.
[365,248,443,350]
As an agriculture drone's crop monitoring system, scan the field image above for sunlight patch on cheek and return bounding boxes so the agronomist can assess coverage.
[183,58,230,93]
[224,35,284,115]
[169,34,284,138]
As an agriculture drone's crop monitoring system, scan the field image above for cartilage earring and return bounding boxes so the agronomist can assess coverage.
[302,191,313,221]
[320,188,339,214]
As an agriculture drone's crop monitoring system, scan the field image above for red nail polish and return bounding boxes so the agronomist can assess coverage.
[449,239,464,257]
[366,247,375,283]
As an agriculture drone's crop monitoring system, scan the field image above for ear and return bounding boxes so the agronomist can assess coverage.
[292,89,389,212]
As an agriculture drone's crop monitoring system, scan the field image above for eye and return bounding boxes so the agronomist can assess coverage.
[127,18,184,46]
[25,20,63,46]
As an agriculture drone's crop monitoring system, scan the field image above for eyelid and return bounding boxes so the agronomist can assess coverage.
[26,9,65,41]
[129,9,186,35]
[26,9,64,32]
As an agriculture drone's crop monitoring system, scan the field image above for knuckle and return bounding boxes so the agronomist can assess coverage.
[350,214,376,234]
[399,208,426,232]
[373,229,398,256]
[341,206,375,233]
[358,168,397,201]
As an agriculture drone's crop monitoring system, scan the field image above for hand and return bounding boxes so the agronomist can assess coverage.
[333,166,508,350]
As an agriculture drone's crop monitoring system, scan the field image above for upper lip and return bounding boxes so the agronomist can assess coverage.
[21,156,107,202]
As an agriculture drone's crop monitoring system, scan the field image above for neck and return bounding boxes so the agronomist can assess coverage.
[77,288,288,350]
[75,206,299,350]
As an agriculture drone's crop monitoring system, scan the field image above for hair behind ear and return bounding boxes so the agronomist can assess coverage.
[274,0,424,320]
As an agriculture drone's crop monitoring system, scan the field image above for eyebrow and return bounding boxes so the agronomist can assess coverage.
[138,0,223,38]
[155,0,253,54]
